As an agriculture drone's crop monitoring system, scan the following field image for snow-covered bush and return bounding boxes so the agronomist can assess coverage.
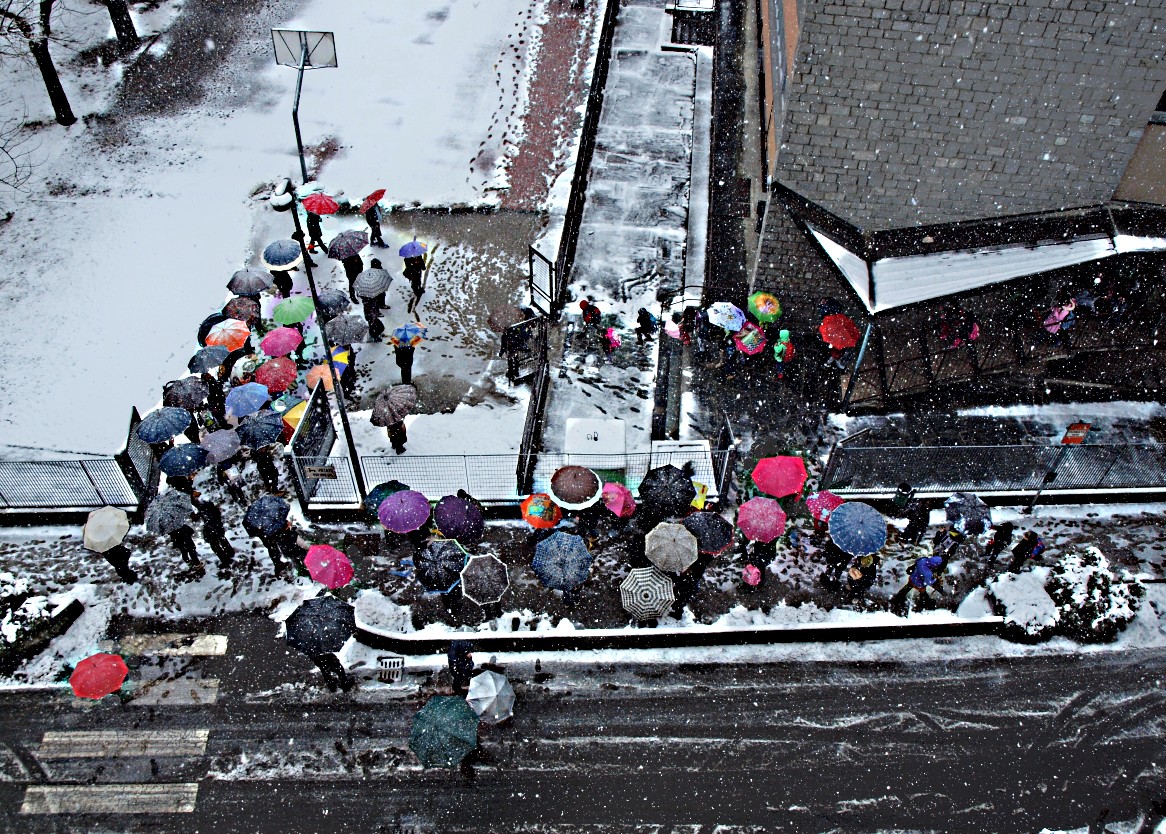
[1045,546,1144,644]
[0,572,52,649]
[985,567,1059,642]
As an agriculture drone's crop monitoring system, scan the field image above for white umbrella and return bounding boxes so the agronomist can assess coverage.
[466,670,515,724]
[706,301,746,332]
[83,506,130,553]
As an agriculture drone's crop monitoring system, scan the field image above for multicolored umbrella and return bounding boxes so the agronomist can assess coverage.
[227,268,273,296]
[262,239,304,271]
[805,490,845,522]
[137,407,192,443]
[284,596,355,655]
[460,553,509,606]
[224,382,271,418]
[163,378,209,411]
[301,193,339,215]
[433,495,485,545]
[273,296,315,326]
[280,400,308,439]
[532,532,592,591]
[732,322,768,356]
[304,544,354,589]
[188,345,230,374]
[819,313,861,349]
[519,493,561,529]
[601,482,636,518]
[390,322,427,348]
[466,670,515,724]
[828,501,887,556]
[69,653,129,699]
[736,497,787,543]
[259,327,303,357]
[409,696,479,768]
[358,188,386,214]
[415,540,466,593]
[223,296,260,325]
[706,301,746,332]
[645,522,699,574]
[200,428,241,464]
[205,318,251,352]
[620,566,675,621]
[548,466,602,511]
[144,490,192,534]
[328,230,369,260]
[243,495,289,537]
[158,444,208,477]
[682,511,735,555]
[237,411,284,449]
[751,456,808,498]
[637,465,696,518]
[370,385,417,426]
[747,291,782,323]
[399,238,428,258]
[378,489,431,533]
[83,506,129,553]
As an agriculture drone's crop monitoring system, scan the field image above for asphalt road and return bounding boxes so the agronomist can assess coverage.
[1,641,1164,833]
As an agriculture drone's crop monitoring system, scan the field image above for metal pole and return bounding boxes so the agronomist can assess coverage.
[292,39,309,183]
[287,192,368,500]
[838,321,874,413]
[1022,445,1067,514]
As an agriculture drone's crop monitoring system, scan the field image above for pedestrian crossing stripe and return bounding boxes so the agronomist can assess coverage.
[21,783,199,814]
[116,633,228,656]
[37,729,209,759]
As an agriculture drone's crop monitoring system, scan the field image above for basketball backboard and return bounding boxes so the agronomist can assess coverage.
[271,29,337,69]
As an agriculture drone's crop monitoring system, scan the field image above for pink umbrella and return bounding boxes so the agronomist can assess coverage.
[303,544,354,588]
[602,482,636,518]
[805,490,845,522]
[751,456,808,498]
[742,564,762,586]
[736,497,787,543]
[259,327,304,357]
[732,322,768,356]
[255,357,298,393]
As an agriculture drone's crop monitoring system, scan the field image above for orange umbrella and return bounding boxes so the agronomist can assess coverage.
[205,318,250,352]
[520,493,562,529]
[305,364,335,391]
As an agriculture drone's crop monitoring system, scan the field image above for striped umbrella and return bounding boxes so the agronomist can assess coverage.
[620,567,675,621]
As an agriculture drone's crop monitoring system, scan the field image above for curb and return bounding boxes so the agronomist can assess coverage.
[354,614,1005,654]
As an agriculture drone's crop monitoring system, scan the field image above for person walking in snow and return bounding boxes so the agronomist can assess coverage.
[601,327,621,364]
[192,492,234,576]
[447,640,476,695]
[902,499,929,545]
[310,650,355,692]
[1007,530,1045,573]
[386,420,408,455]
[890,553,945,616]
[342,255,364,303]
[403,254,426,303]
[983,521,1015,564]
[94,542,138,584]
[772,329,795,380]
[252,446,283,494]
[394,343,415,385]
[269,268,293,299]
[364,203,386,247]
[579,298,602,343]
[361,296,385,343]
[169,523,204,578]
[635,308,657,344]
[305,211,327,254]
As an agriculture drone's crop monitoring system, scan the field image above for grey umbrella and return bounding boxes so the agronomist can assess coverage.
[324,315,369,345]
[144,491,192,535]
[315,288,351,321]
[371,385,418,426]
[645,522,699,574]
[200,429,241,464]
[162,377,209,410]
[227,268,273,296]
[353,267,393,298]
[460,553,510,606]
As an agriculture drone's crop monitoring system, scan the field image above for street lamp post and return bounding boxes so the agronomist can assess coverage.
[271,29,337,183]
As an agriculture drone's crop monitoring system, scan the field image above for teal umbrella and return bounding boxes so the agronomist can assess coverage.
[409,696,479,768]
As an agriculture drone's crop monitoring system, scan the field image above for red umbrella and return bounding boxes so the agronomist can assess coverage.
[255,357,298,393]
[819,314,860,349]
[805,490,845,522]
[205,318,251,352]
[751,456,808,498]
[302,193,339,215]
[736,497,787,543]
[69,653,129,699]
[359,188,387,213]
[259,326,303,357]
[520,493,562,529]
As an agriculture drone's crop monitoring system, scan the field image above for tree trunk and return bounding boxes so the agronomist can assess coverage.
[103,0,140,50]
[28,38,76,126]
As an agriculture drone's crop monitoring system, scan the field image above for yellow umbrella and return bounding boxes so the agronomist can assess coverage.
[282,400,309,433]
[690,481,709,510]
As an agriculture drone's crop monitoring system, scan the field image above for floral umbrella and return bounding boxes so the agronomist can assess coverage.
[732,322,768,356]
[747,291,782,323]
[519,493,562,529]
[601,482,636,518]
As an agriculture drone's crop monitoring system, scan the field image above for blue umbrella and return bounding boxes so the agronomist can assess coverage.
[188,345,229,374]
[828,501,887,556]
[224,382,271,418]
[243,495,290,537]
[159,444,208,477]
[398,238,427,258]
[262,239,303,270]
[391,322,427,347]
[137,407,192,443]
[237,411,284,449]
[532,532,592,591]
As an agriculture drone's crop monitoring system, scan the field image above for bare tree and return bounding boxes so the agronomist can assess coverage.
[0,1,76,126]
[0,97,35,191]
[100,0,137,50]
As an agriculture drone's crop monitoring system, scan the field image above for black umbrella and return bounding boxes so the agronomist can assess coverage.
[638,465,696,518]
[162,377,210,410]
[460,553,509,606]
[144,491,192,534]
[316,288,352,321]
[682,511,735,555]
[324,315,369,345]
[188,345,230,374]
[159,444,208,477]
[415,540,466,593]
[197,313,229,347]
[285,596,355,656]
[227,268,273,296]
[237,411,284,449]
[243,495,290,537]
[327,230,369,260]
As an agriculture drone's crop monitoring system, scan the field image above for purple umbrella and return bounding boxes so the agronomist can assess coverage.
[432,495,485,545]
[378,489,431,534]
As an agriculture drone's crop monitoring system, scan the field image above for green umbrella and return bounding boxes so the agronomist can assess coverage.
[272,296,315,325]
[748,291,782,323]
[409,696,479,768]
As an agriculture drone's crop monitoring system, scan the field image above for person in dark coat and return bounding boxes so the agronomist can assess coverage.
[984,521,1015,563]
[902,499,929,545]
[447,640,475,694]
[361,297,385,342]
[290,229,316,268]
[500,326,527,381]
[364,204,385,247]
[387,420,407,455]
[843,554,880,603]
[635,308,657,344]
[192,492,234,575]
[820,539,851,592]
[169,524,203,575]
[252,446,283,494]
[932,526,966,562]
[1008,530,1045,573]
[891,482,916,517]
[367,258,389,310]
[403,255,425,302]
[310,651,354,692]
[342,255,364,303]
[305,211,327,253]
[258,521,308,578]
[394,344,415,385]
[201,372,227,426]
[269,269,293,299]
[890,554,945,615]
[97,543,138,584]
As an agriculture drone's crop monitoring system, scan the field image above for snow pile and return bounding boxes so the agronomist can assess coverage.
[353,590,413,634]
[0,573,51,647]
[985,567,1059,642]
[1046,546,1144,643]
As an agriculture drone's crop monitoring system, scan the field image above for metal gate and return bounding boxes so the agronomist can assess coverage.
[529,246,557,315]
[288,382,360,508]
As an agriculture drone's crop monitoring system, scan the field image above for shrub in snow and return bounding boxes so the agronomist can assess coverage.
[0,572,52,649]
[985,568,1059,643]
[1045,546,1144,644]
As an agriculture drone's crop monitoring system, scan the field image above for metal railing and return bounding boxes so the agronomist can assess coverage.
[823,443,1166,496]
[0,459,139,510]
